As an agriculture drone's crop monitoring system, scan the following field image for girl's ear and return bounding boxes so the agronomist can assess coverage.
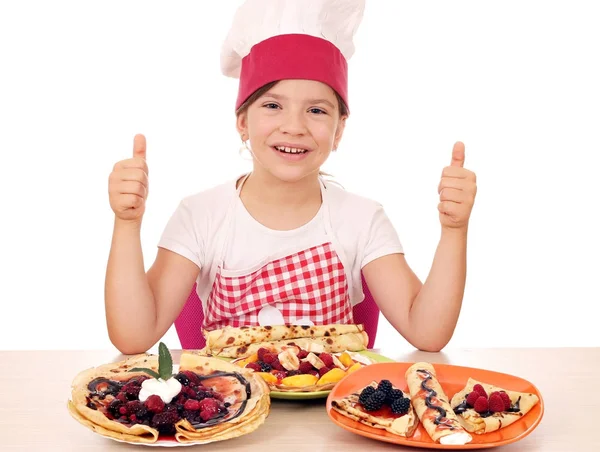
[236,112,248,140]
[333,115,347,150]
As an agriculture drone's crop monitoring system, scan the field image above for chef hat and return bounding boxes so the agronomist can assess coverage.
[221,0,365,112]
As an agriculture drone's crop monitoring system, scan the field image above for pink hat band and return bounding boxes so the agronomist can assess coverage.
[236,33,349,112]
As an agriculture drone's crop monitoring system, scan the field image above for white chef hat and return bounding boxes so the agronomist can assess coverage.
[220,0,365,112]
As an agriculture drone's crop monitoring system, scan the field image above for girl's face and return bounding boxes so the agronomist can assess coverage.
[237,79,346,184]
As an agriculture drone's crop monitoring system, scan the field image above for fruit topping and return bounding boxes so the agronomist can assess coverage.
[472,384,487,398]
[145,395,165,413]
[491,391,511,410]
[473,396,489,414]
[304,352,326,370]
[385,388,404,405]
[362,390,387,411]
[257,361,272,373]
[358,386,376,405]
[316,368,346,385]
[280,374,319,387]
[298,361,315,374]
[488,393,505,413]
[319,353,334,368]
[245,362,262,372]
[390,397,411,415]
[278,349,300,371]
[466,391,481,407]
[377,379,393,396]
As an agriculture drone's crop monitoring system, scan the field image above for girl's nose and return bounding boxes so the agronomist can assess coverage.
[279,110,308,135]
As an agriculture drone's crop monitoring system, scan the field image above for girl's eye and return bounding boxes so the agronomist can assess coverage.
[309,108,326,115]
[263,103,280,109]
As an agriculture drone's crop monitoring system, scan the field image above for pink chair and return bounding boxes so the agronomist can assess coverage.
[174,273,380,350]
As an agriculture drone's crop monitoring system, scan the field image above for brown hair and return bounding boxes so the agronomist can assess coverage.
[235,81,349,118]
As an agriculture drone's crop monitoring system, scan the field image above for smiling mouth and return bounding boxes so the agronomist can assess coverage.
[274,145,309,154]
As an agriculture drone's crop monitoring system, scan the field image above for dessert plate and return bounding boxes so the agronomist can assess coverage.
[326,362,544,449]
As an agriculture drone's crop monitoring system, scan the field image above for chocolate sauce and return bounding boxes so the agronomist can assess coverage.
[417,370,455,430]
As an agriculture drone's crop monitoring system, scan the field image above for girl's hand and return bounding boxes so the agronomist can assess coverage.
[108,134,149,223]
[437,142,477,230]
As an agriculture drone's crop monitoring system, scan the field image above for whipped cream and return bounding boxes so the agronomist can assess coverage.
[439,432,472,445]
[138,377,182,404]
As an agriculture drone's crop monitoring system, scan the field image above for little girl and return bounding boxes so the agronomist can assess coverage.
[105,0,477,355]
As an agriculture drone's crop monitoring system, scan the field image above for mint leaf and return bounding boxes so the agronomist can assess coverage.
[129,367,160,379]
[158,342,173,380]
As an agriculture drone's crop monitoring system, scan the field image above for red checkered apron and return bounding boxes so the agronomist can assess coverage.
[203,178,353,331]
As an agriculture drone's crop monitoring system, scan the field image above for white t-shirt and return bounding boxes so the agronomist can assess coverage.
[158,175,404,310]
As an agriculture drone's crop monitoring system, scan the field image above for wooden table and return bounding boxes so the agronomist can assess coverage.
[1,348,596,451]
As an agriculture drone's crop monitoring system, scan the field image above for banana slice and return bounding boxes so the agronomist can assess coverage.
[332,354,346,370]
[304,352,325,370]
[278,349,300,371]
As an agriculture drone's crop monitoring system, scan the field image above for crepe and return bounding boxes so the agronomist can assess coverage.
[200,324,368,359]
[68,352,270,444]
[331,381,419,437]
[450,378,540,434]
[405,362,473,445]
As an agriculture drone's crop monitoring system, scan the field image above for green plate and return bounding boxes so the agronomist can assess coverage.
[269,350,395,400]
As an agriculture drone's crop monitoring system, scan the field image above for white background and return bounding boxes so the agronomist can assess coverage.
[1,0,598,351]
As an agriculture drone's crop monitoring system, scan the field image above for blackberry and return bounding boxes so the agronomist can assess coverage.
[362,390,386,411]
[151,411,180,435]
[385,389,404,405]
[377,379,393,396]
[358,386,376,405]
[175,372,190,386]
[391,397,411,415]
[258,361,272,372]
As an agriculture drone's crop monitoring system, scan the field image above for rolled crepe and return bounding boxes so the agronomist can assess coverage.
[200,332,368,359]
[204,324,366,350]
[405,362,472,445]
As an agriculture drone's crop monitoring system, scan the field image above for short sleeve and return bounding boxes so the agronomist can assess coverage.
[157,199,203,269]
[361,205,404,268]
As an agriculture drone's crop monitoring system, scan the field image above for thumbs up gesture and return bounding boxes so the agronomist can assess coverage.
[108,134,149,223]
[437,142,477,230]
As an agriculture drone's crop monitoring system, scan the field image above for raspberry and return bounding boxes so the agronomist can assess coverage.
[358,386,376,405]
[488,393,505,413]
[119,406,128,415]
[184,399,200,411]
[466,391,481,407]
[362,390,386,411]
[246,362,261,372]
[308,369,319,377]
[318,366,332,377]
[262,353,277,364]
[390,397,411,414]
[257,347,270,361]
[377,380,393,396]
[319,353,334,367]
[473,396,489,413]
[297,349,309,359]
[270,359,285,371]
[386,389,404,405]
[116,392,127,403]
[298,361,314,374]
[182,386,197,398]
[199,398,220,412]
[181,370,201,386]
[144,395,165,414]
[129,414,138,423]
[499,391,511,410]
[473,384,487,398]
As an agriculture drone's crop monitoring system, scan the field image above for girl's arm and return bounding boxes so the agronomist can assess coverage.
[105,222,199,354]
[362,228,467,352]
[362,142,476,352]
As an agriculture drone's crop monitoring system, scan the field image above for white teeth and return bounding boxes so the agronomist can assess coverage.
[275,146,307,154]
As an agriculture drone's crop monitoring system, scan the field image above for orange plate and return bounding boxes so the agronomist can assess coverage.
[326,362,544,450]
